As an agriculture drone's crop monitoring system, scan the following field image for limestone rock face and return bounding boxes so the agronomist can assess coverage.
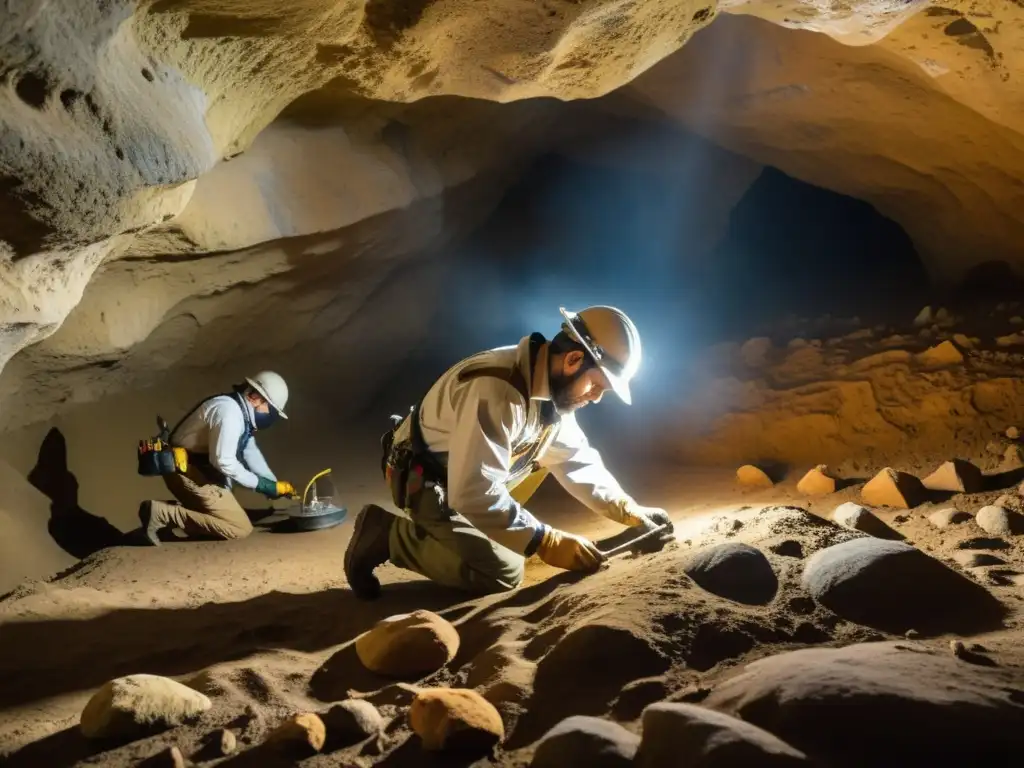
[80,674,211,739]
[355,610,460,678]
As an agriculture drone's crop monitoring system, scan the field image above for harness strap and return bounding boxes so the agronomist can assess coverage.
[169,391,254,488]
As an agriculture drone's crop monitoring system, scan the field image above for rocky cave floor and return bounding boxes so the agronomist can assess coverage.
[3,297,1024,766]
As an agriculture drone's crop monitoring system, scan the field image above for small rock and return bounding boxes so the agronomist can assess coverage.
[913,306,933,327]
[950,639,967,658]
[166,746,186,768]
[268,713,326,754]
[831,502,893,538]
[736,464,774,488]
[1007,426,1020,440]
[952,333,975,349]
[928,508,972,529]
[892,513,910,524]
[410,688,504,753]
[796,465,836,496]
[634,702,809,767]
[995,332,1024,347]
[80,674,211,739]
[905,629,920,639]
[531,715,639,768]
[740,337,773,367]
[1001,445,1024,471]
[217,729,237,755]
[683,542,778,605]
[770,540,804,558]
[976,505,1023,536]
[916,340,963,367]
[324,699,384,744]
[860,467,926,509]
[994,494,1024,514]
[921,459,984,494]
[935,307,954,326]
[952,551,1005,568]
[355,610,460,678]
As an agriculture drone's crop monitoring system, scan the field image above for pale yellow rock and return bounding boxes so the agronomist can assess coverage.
[736,465,774,489]
[80,674,211,739]
[355,610,460,678]
[860,468,926,509]
[410,688,504,752]
[268,713,326,753]
[916,341,963,367]
[921,460,984,494]
[796,465,836,496]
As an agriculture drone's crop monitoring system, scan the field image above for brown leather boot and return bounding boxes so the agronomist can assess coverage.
[344,504,395,600]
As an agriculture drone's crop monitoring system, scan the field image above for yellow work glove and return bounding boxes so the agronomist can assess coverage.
[275,480,296,498]
[611,498,673,531]
[536,527,605,572]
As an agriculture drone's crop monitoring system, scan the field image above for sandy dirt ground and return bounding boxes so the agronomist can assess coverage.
[1,452,1022,766]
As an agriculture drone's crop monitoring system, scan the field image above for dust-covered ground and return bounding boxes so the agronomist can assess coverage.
[1,457,1023,767]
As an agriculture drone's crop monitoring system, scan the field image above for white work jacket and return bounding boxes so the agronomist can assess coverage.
[392,335,631,555]
[170,394,276,490]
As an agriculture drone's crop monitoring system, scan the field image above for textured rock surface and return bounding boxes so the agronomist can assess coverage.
[704,641,1024,766]
[531,715,639,768]
[635,702,809,767]
[796,465,835,496]
[922,459,984,494]
[80,674,211,739]
[355,610,460,678]
[267,713,326,754]
[323,700,384,745]
[860,468,926,509]
[802,537,1004,634]
[682,542,777,605]
[409,687,504,753]
[976,505,1024,536]
[928,507,971,529]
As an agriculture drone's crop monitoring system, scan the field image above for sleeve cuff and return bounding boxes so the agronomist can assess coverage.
[524,523,549,557]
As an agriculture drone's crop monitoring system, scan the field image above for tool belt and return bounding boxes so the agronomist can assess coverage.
[380,333,558,512]
[137,416,189,477]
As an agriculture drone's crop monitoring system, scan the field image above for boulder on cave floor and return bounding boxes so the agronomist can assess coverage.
[831,502,901,539]
[916,340,964,367]
[530,715,639,768]
[703,641,1024,767]
[267,713,326,755]
[796,465,836,496]
[80,674,211,739]
[682,542,778,605]
[410,688,504,754]
[355,609,460,678]
[801,537,1005,635]
[736,464,774,488]
[634,702,809,767]
[975,505,1024,536]
[927,507,972,529]
[860,467,926,509]
[921,459,984,494]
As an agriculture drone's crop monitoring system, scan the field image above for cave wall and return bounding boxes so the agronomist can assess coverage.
[625,8,1024,284]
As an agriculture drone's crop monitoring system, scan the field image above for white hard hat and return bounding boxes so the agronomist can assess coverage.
[245,370,289,418]
[559,305,642,405]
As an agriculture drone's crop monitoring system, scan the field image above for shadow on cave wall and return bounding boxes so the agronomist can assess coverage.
[27,427,125,558]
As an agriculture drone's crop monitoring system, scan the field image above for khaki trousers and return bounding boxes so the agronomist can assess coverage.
[387,468,550,596]
[148,467,254,541]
